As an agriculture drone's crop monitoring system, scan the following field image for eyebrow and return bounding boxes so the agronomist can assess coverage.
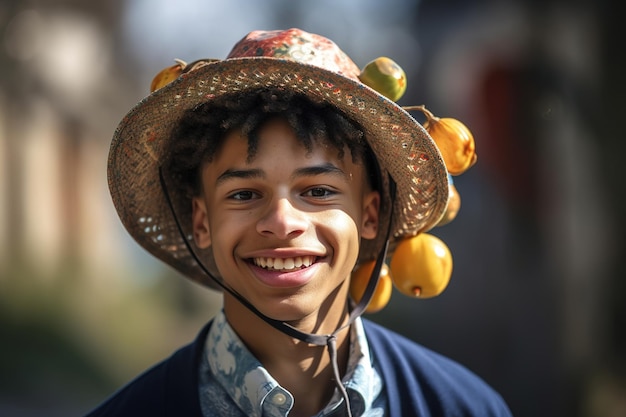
[215,163,349,185]
[291,163,349,181]
[216,168,265,185]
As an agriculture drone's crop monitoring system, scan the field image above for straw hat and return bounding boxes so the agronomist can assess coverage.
[108,28,449,289]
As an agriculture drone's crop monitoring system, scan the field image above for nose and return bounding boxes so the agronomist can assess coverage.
[256,197,307,239]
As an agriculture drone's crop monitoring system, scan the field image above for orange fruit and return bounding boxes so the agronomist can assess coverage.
[436,183,461,227]
[390,233,452,298]
[424,116,477,176]
[403,105,477,175]
[150,59,186,92]
[349,261,393,313]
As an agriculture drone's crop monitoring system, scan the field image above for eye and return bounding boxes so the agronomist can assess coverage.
[230,190,258,201]
[304,187,335,198]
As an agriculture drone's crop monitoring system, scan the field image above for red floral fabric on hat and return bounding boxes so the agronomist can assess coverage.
[227,28,361,80]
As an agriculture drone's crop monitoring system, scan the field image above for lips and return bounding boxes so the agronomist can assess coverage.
[252,255,316,271]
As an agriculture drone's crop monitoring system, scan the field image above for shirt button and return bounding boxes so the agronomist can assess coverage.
[272,392,287,405]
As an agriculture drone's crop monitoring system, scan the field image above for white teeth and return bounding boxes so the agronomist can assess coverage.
[253,255,315,271]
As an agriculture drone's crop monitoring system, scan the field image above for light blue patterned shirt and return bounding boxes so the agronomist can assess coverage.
[198,311,386,416]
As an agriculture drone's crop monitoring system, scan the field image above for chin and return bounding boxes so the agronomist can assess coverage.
[258,298,317,324]
[263,290,348,330]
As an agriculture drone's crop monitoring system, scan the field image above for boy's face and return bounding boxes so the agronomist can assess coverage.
[192,117,380,322]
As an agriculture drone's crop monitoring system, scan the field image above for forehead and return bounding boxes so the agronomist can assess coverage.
[198,118,374,194]
[215,117,350,165]
[215,116,355,164]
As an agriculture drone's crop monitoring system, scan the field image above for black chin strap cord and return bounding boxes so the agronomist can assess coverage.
[159,168,396,416]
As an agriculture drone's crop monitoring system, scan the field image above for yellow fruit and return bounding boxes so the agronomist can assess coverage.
[424,114,477,175]
[358,57,407,102]
[436,183,461,226]
[150,59,186,92]
[349,261,393,313]
[390,233,452,298]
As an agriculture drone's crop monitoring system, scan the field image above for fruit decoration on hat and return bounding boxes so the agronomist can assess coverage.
[358,57,407,102]
[405,105,478,176]
[150,58,219,92]
[148,53,478,314]
[349,261,393,314]
[352,56,478,312]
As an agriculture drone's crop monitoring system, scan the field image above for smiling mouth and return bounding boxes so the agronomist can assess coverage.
[252,255,316,272]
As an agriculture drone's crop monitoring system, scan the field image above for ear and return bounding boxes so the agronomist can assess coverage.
[192,196,211,249]
[361,190,380,240]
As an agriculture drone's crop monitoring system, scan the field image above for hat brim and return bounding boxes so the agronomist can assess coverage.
[108,57,449,290]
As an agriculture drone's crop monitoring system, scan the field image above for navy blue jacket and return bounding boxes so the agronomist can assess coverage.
[86,319,512,416]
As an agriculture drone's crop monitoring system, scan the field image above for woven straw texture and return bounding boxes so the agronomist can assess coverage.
[108,57,449,289]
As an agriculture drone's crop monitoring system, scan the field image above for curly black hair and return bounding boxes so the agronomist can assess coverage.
[164,88,380,198]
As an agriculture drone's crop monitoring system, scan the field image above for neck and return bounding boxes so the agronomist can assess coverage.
[223,286,352,416]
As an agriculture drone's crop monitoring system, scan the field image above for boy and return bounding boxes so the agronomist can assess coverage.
[89,28,512,416]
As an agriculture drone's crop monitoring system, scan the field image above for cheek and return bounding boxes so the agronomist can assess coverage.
[324,210,359,233]
[208,225,246,289]
[205,209,243,262]
[322,209,361,260]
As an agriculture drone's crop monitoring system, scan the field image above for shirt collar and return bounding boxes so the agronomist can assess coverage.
[204,311,381,416]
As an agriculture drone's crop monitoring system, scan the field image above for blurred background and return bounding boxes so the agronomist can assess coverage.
[0,0,623,416]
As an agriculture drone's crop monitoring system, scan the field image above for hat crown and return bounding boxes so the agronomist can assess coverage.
[227,28,361,81]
